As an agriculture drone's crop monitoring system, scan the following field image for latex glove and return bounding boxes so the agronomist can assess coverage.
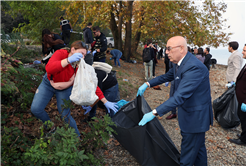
[87,50,91,54]
[241,103,246,112]
[104,101,118,114]
[68,53,83,63]
[82,106,92,115]
[165,82,169,87]
[137,83,148,97]
[110,57,112,60]
[138,112,155,126]
[92,50,97,56]
[70,29,73,32]
[225,81,235,88]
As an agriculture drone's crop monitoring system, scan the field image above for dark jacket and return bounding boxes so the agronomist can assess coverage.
[82,27,93,44]
[92,32,107,61]
[235,64,246,105]
[204,53,212,70]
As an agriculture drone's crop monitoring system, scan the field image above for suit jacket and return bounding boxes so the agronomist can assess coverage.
[149,52,213,133]
[226,50,244,82]
[235,64,246,105]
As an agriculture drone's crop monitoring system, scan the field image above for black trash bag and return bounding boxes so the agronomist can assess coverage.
[213,86,240,128]
[111,96,180,166]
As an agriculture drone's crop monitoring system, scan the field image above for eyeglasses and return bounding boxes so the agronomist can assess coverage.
[77,41,88,50]
[166,45,182,51]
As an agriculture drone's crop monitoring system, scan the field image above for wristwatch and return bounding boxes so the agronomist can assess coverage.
[152,109,158,116]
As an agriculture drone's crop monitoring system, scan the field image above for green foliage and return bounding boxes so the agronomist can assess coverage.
[7,1,64,42]
[1,127,32,165]
[1,65,44,110]
[80,114,117,165]
[24,121,88,166]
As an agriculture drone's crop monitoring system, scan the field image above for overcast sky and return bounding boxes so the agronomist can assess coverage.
[194,0,245,49]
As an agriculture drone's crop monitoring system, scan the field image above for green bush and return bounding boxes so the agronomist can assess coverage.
[1,127,32,165]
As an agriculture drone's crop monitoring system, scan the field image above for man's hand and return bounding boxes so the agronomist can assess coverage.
[138,112,155,126]
[137,83,148,97]
[165,82,169,87]
[225,81,235,88]
[97,49,100,52]
[92,50,97,56]
[241,103,246,112]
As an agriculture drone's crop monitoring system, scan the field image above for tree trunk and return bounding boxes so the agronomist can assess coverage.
[117,1,123,52]
[124,1,133,61]
[109,7,119,50]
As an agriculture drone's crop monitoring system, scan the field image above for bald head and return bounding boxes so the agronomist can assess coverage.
[166,36,188,64]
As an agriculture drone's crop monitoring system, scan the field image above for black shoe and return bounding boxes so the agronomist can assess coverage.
[229,138,246,146]
[237,134,241,138]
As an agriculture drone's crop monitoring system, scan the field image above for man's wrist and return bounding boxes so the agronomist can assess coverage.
[146,82,150,87]
[152,109,158,116]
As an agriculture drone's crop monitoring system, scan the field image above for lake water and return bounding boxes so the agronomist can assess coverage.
[210,48,246,65]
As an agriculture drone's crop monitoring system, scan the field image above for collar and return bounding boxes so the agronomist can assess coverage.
[177,55,186,66]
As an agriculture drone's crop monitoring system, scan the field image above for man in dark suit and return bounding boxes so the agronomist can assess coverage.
[229,44,246,146]
[137,36,213,166]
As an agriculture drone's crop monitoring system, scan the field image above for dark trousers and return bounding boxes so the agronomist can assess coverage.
[62,29,71,45]
[180,132,207,166]
[152,60,156,76]
[165,61,169,73]
[238,104,246,143]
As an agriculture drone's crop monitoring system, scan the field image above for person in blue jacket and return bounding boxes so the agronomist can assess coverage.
[137,36,213,166]
[106,49,122,67]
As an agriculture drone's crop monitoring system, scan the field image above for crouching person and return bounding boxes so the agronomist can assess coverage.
[82,61,120,121]
[31,41,88,137]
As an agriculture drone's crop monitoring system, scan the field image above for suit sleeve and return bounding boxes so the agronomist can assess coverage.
[100,37,107,53]
[233,55,242,82]
[148,67,175,86]
[155,66,206,116]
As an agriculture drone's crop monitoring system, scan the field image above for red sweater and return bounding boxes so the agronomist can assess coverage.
[45,49,104,100]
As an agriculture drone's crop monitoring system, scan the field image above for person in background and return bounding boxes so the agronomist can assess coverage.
[143,39,156,81]
[91,26,107,62]
[164,48,170,73]
[204,47,212,71]
[226,41,244,84]
[196,47,205,63]
[158,47,164,60]
[83,22,93,50]
[60,17,72,45]
[229,44,246,146]
[41,28,65,64]
[106,49,122,67]
[193,47,198,55]
[152,42,158,77]
[187,46,191,53]
[137,36,213,166]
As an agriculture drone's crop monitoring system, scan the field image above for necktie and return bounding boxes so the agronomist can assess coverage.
[175,65,179,73]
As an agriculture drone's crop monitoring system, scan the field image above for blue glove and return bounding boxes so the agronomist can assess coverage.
[68,53,83,63]
[110,57,112,60]
[60,32,62,35]
[92,50,97,56]
[104,101,118,114]
[226,81,235,88]
[241,103,246,112]
[82,106,92,115]
[138,112,155,126]
[137,83,148,97]
[87,50,91,54]
[165,82,169,87]
[70,29,73,32]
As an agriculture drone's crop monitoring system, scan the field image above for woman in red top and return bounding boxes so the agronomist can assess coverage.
[31,41,117,137]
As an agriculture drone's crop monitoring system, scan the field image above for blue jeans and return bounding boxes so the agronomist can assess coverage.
[113,54,122,67]
[31,73,80,136]
[89,83,120,118]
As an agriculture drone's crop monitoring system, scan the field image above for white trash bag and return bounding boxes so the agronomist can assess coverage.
[70,58,98,105]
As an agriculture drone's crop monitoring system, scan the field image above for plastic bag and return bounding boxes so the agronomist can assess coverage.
[213,86,240,128]
[112,96,180,166]
[70,58,98,105]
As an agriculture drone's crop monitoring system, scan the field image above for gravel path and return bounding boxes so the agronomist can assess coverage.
[97,59,246,166]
